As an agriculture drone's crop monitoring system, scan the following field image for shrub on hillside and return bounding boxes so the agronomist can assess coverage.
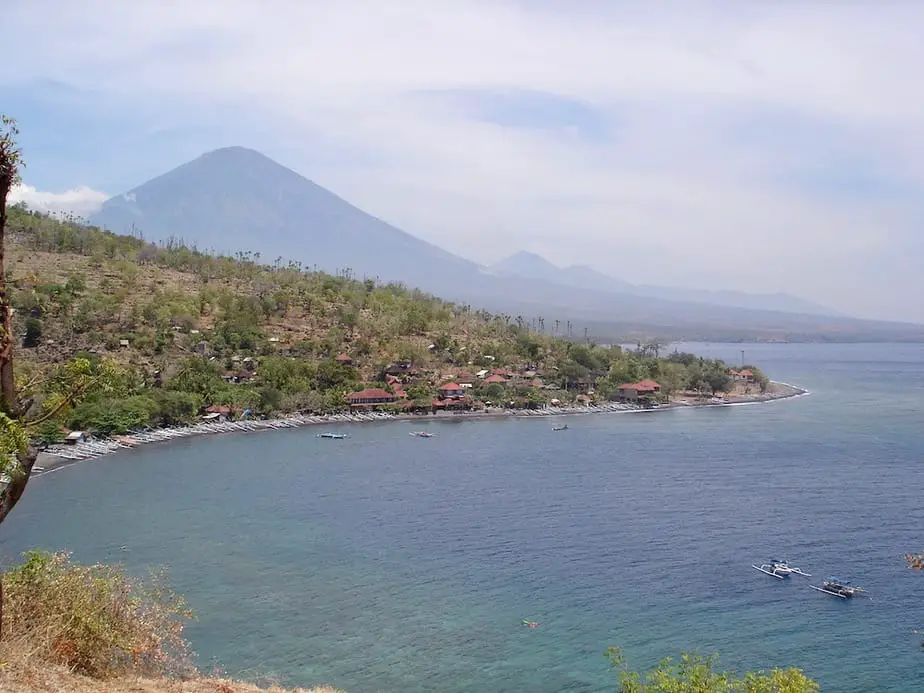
[2,550,194,679]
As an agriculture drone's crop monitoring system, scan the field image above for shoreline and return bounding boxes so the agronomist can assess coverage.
[33,381,808,477]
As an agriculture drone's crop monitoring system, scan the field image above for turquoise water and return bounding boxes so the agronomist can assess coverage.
[2,343,923,691]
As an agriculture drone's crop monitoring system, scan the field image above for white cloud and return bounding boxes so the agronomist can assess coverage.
[9,184,109,218]
[3,1,924,321]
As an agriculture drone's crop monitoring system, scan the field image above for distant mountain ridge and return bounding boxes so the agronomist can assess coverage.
[488,251,840,317]
[88,146,924,343]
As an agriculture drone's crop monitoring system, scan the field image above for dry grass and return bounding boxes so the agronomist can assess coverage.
[0,660,341,693]
[0,551,343,693]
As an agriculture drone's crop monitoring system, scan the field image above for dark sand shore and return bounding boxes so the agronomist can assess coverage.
[33,381,807,477]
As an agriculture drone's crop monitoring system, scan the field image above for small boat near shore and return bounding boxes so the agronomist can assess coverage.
[809,577,865,599]
[409,431,435,438]
[752,559,811,579]
[317,432,347,439]
[552,424,569,431]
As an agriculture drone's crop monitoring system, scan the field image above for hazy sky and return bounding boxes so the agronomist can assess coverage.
[3,1,923,322]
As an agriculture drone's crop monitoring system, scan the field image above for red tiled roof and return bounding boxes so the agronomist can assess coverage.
[439,382,462,391]
[638,379,660,389]
[335,354,352,362]
[346,388,395,401]
[483,374,507,384]
[739,369,753,376]
[205,404,232,414]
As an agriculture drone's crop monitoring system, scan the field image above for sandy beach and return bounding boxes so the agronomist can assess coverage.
[33,381,807,477]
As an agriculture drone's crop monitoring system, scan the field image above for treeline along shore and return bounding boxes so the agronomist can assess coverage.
[34,380,807,476]
[7,203,802,475]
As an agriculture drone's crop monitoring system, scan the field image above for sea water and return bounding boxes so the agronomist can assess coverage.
[2,342,923,692]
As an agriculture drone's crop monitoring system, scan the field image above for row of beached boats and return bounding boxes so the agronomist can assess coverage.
[753,559,866,599]
[40,402,645,467]
[39,412,403,466]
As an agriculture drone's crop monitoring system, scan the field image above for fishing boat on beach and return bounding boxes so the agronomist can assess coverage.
[752,559,811,579]
[809,577,865,599]
[409,431,434,438]
[317,432,347,439]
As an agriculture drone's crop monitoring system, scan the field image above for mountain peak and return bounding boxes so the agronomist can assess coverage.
[197,145,276,163]
[492,250,561,274]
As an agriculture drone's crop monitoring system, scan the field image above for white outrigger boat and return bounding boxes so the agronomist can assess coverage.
[809,577,865,599]
[752,559,811,579]
[409,431,435,438]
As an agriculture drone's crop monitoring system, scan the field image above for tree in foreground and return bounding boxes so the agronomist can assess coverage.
[1,116,122,638]
[607,648,818,693]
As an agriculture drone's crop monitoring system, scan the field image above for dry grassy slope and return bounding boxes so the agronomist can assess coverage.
[9,232,512,381]
[0,662,340,693]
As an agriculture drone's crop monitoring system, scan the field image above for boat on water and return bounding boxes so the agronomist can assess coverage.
[409,431,435,438]
[317,432,347,439]
[752,559,811,579]
[809,577,865,599]
[552,424,569,431]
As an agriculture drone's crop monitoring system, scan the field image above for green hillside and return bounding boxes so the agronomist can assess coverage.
[8,205,755,440]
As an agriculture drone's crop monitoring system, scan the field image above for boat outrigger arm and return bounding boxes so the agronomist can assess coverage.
[753,563,786,579]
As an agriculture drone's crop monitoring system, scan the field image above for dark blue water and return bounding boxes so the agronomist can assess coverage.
[2,343,923,692]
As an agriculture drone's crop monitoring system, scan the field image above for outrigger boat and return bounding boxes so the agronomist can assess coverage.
[317,432,347,439]
[409,431,435,438]
[552,424,569,431]
[752,559,811,579]
[809,577,865,599]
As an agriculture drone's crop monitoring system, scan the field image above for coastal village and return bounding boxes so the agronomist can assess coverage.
[5,205,784,466]
[200,354,768,422]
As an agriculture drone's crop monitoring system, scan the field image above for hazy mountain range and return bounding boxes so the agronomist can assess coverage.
[90,147,924,342]
[488,251,838,317]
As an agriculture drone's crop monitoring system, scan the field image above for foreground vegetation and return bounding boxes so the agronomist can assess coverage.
[0,551,340,692]
[609,648,817,692]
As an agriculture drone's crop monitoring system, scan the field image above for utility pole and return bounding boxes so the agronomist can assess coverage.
[740,350,745,368]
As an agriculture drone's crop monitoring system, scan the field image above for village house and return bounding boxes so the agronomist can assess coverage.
[729,369,755,383]
[455,371,476,388]
[438,382,466,399]
[382,361,418,383]
[335,353,353,366]
[616,379,661,401]
[222,369,255,384]
[203,404,233,422]
[65,431,87,445]
[432,394,474,411]
[391,381,409,399]
[345,387,398,408]
[483,374,507,385]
